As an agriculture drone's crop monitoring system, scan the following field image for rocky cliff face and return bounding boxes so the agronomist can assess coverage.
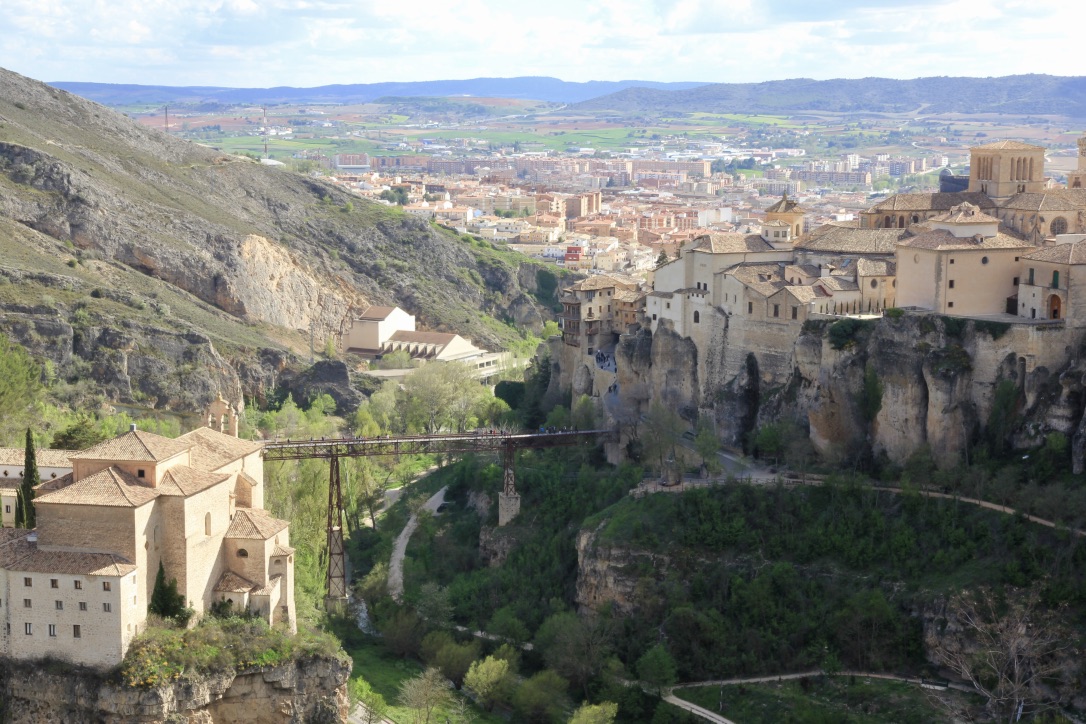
[0,655,350,724]
[597,311,1086,469]
[0,67,565,416]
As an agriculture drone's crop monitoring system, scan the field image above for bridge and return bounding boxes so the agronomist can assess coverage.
[261,429,609,607]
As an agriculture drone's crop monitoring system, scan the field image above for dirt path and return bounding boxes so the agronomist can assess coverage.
[387,486,447,602]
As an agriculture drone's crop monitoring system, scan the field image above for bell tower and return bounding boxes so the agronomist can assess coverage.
[968,140,1045,200]
[1067,135,1086,190]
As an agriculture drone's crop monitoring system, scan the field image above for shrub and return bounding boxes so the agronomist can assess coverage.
[884,307,904,319]
[827,318,872,350]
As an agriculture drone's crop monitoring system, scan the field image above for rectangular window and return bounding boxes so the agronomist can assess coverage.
[74,581,82,590]
[24,623,31,635]
[748,302,753,314]
[948,280,955,289]
[773,304,780,318]
[48,624,56,638]
[73,625,81,639]
[102,582,111,592]
[948,302,955,308]
[23,577,31,587]
[791,306,798,320]
[137,469,146,478]
[55,600,63,610]
[1013,277,1019,286]
[23,599,30,608]
[1015,257,1020,262]
[949,258,955,264]
[1052,270,1060,288]
[103,602,112,613]
[50,579,58,589]
[1029,268,1035,285]
[79,602,87,611]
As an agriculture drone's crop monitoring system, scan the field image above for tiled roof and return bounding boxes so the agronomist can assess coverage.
[613,289,644,303]
[156,466,231,497]
[795,223,904,254]
[357,305,398,321]
[1000,190,1086,212]
[1024,241,1086,265]
[0,535,135,576]
[387,330,458,346]
[898,229,1034,251]
[932,203,1000,225]
[68,430,191,463]
[857,258,896,277]
[973,140,1044,151]
[34,467,158,508]
[815,277,859,292]
[178,427,262,472]
[238,471,260,488]
[725,263,790,297]
[764,195,805,214]
[214,571,257,594]
[0,448,74,468]
[569,274,639,291]
[272,544,295,557]
[690,233,774,254]
[226,508,289,540]
[33,472,74,494]
[778,286,819,303]
[250,576,282,597]
[865,192,994,213]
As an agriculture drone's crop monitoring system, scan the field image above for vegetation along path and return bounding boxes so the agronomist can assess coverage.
[387,486,447,602]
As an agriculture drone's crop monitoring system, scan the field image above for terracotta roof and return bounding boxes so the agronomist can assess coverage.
[857,258,896,277]
[250,576,282,597]
[972,140,1044,151]
[33,472,74,495]
[1000,190,1086,212]
[725,263,790,297]
[898,229,1034,251]
[156,466,231,497]
[776,286,819,303]
[272,544,295,557]
[865,192,995,213]
[0,449,74,468]
[214,571,257,594]
[238,471,260,488]
[690,233,774,254]
[68,430,191,463]
[386,330,458,346]
[357,305,399,321]
[0,534,135,575]
[814,277,859,292]
[613,289,644,303]
[795,223,905,254]
[1024,241,1086,265]
[764,195,805,214]
[932,202,1000,225]
[178,427,262,472]
[568,274,639,291]
[226,508,289,540]
[34,467,158,508]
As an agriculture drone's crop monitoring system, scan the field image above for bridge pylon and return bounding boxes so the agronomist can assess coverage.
[325,455,348,611]
[498,440,520,526]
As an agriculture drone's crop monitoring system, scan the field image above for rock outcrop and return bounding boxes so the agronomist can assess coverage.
[0,655,350,723]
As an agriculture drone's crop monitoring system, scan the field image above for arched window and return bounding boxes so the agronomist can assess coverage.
[898,216,905,228]
[1051,217,1068,236]
[204,512,211,536]
[693,311,700,324]
[237,549,249,558]
[911,215,919,224]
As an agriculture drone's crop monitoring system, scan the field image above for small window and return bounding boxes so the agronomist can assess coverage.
[949,280,955,289]
[748,302,753,314]
[79,602,87,611]
[791,306,798,320]
[24,623,31,635]
[1052,270,1060,288]
[692,311,700,324]
[1015,257,1020,262]
[103,603,112,613]
[23,578,31,587]
[1029,268,1035,285]
[665,302,670,309]
[773,304,780,318]
[55,600,63,610]
[204,512,211,536]
[1013,277,1019,286]
[981,256,989,265]
[73,625,81,639]
[48,624,56,638]
[102,582,111,592]
[652,314,657,320]
[870,279,877,289]
[948,302,954,308]
[137,469,145,479]
[23,599,31,608]
[50,579,58,589]
[74,580,81,590]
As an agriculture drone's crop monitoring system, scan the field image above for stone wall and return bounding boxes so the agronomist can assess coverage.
[0,655,350,723]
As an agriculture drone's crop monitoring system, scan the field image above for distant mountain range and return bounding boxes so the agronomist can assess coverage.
[48,77,707,106]
[574,75,1086,117]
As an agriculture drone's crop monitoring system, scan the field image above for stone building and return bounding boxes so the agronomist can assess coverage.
[0,449,72,528]
[0,424,294,670]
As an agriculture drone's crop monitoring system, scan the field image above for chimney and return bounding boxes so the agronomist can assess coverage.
[129,423,137,432]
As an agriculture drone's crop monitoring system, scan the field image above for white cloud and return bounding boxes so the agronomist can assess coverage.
[0,0,1080,86]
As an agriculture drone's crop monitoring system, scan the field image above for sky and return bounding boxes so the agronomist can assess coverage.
[0,0,1081,88]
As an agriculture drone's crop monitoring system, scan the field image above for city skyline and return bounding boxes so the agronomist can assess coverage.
[0,0,1080,89]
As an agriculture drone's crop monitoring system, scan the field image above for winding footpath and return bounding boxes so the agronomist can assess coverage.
[387,486,447,602]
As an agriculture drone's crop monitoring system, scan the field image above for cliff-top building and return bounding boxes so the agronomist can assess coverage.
[0,415,294,669]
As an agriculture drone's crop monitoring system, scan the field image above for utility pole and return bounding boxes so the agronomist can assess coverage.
[164,105,169,134]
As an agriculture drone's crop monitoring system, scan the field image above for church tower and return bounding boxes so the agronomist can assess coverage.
[764,193,807,239]
[968,140,1045,200]
[1067,135,1086,190]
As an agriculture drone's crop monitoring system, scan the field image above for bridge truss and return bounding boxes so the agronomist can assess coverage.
[261,430,608,606]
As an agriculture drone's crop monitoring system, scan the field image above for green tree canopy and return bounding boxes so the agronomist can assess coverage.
[16,428,38,528]
[0,334,42,445]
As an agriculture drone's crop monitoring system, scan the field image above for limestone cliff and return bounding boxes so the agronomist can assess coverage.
[591,312,1086,469]
[0,655,350,724]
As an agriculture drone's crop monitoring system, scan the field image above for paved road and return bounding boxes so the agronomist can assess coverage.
[387,486,447,602]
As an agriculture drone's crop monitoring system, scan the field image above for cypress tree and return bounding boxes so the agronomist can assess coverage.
[150,561,170,616]
[16,428,38,529]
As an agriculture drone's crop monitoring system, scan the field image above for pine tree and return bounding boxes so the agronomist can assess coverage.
[16,428,38,529]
